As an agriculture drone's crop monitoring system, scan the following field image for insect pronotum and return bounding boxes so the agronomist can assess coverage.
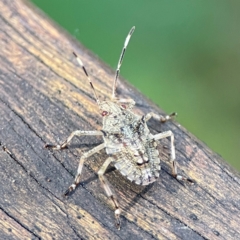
[45,26,193,230]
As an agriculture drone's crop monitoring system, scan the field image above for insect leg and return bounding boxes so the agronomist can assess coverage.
[116,98,135,105]
[153,131,193,184]
[45,130,103,150]
[98,157,121,230]
[143,112,177,123]
[64,143,105,196]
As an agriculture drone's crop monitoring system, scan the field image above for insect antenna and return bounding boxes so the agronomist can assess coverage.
[112,26,135,99]
[73,52,100,105]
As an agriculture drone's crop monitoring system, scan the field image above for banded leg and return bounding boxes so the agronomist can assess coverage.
[98,157,121,230]
[116,98,135,105]
[45,130,103,150]
[153,131,193,184]
[143,112,177,123]
[65,143,105,196]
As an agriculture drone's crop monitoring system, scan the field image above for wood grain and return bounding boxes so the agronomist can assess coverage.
[0,0,240,239]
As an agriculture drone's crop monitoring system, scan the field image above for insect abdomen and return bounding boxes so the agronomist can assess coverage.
[113,140,161,185]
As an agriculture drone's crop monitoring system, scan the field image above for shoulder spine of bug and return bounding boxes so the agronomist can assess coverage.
[45,26,193,230]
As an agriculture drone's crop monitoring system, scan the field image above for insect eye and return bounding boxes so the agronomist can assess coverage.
[102,111,108,116]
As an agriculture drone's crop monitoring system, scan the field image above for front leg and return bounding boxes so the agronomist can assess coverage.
[143,111,177,123]
[45,130,103,150]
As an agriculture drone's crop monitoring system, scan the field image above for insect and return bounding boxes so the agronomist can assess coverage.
[45,26,193,230]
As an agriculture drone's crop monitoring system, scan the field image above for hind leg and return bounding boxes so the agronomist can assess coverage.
[64,143,105,195]
[98,157,121,230]
[153,131,193,184]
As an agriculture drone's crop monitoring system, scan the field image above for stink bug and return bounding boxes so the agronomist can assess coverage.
[45,26,193,229]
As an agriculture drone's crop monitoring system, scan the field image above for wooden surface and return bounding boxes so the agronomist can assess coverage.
[0,0,240,239]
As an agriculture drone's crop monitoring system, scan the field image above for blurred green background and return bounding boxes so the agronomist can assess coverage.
[31,0,240,171]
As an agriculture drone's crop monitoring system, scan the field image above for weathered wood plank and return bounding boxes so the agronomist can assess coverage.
[0,0,240,239]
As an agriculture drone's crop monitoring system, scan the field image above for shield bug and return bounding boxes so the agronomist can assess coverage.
[45,26,193,229]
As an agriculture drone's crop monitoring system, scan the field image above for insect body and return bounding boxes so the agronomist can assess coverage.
[45,26,193,230]
[102,101,159,186]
